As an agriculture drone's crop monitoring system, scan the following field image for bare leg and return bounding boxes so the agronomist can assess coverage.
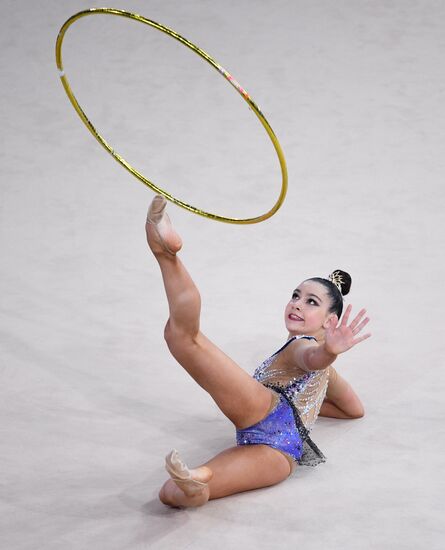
[159,445,293,508]
[145,196,201,338]
[145,196,275,429]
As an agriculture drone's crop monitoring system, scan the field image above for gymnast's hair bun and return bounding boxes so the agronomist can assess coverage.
[329,270,352,296]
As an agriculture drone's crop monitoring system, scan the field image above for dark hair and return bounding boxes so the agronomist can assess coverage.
[305,270,352,318]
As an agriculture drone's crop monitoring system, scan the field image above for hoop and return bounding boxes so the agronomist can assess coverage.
[55,8,288,224]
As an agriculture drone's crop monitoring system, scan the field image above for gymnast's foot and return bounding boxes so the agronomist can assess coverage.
[164,449,213,497]
[145,195,183,256]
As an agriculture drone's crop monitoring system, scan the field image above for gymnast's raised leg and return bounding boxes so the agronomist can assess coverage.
[145,195,275,429]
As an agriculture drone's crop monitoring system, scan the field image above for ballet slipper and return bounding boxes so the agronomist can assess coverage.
[165,449,209,496]
[146,195,177,256]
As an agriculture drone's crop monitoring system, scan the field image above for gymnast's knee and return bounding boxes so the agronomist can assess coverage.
[164,319,199,350]
[164,319,173,343]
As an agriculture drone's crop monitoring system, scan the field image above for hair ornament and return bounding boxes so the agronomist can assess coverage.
[328,270,344,294]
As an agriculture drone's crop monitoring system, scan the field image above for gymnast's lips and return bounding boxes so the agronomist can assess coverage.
[289,314,304,321]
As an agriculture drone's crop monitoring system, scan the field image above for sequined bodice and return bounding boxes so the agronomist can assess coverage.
[253,335,330,431]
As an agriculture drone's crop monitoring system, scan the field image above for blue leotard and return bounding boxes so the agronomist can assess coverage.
[236,335,329,467]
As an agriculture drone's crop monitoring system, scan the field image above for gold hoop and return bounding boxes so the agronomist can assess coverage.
[55,8,288,224]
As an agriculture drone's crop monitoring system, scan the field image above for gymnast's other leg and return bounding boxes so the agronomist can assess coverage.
[145,195,276,430]
[159,444,293,508]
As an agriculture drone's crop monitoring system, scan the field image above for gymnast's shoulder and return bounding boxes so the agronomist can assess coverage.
[280,337,319,372]
[280,335,328,373]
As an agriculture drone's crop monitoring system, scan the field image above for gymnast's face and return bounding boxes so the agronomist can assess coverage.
[284,280,336,340]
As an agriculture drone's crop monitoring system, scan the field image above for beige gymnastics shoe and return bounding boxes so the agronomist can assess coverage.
[146,195,182,255]
[165,449,212,497]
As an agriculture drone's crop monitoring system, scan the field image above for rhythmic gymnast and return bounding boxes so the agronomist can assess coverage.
[145,194,371,509]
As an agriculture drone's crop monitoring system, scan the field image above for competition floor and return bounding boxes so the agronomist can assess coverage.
[1,1,443,549]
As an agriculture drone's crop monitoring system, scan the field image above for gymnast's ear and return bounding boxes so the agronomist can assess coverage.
[322,313,338,330]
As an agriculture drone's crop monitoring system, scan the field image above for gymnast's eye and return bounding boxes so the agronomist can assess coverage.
[308,298,318,306]
[292,292,299,300]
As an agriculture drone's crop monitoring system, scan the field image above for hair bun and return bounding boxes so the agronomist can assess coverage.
[329,270,352,296]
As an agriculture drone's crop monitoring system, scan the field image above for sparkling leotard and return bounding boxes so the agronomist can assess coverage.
[237,335,330,467]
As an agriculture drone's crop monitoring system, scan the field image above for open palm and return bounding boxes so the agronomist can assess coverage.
[324,305,371,355]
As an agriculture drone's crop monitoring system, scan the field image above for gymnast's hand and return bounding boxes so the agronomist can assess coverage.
[324,305,371,355]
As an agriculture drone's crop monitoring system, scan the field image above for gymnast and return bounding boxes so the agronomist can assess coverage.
[145,194,371,509]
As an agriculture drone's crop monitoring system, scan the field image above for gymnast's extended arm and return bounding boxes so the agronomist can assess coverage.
[286,340,365,419]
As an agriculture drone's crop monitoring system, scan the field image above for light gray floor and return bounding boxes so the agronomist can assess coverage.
[1,1,444,548]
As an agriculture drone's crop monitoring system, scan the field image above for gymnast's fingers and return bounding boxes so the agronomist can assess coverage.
[354,317,370,334]
[350,308,366,330]
[353,333,372,346]
[340,304,352,326]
